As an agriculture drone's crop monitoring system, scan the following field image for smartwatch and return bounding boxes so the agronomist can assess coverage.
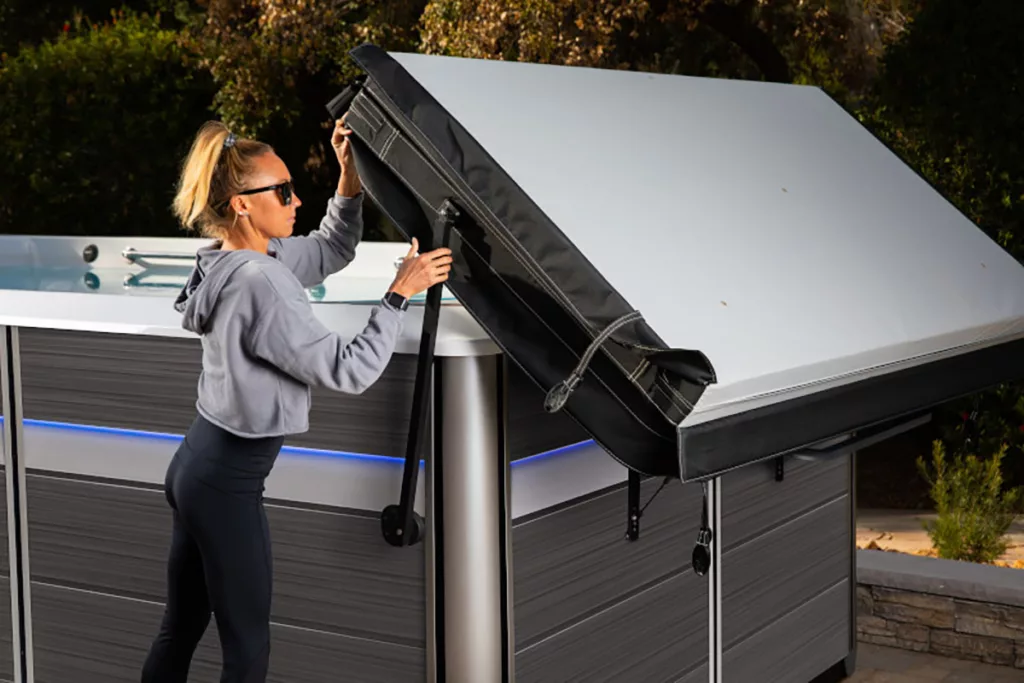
[384,291,409,311]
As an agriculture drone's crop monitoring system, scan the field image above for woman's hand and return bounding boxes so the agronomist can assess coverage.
[389,238,453,299]
[332,116,361,198]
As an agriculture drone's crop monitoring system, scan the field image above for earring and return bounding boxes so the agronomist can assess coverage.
[239,211,249,217]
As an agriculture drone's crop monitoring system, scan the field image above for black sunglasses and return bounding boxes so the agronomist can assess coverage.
[218,180,294,211]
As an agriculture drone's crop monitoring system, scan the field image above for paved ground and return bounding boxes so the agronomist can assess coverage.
[849,643,1024,682]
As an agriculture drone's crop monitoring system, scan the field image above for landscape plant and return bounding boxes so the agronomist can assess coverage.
[916,440,1022,564]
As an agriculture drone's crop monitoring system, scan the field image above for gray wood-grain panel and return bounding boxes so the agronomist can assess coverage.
[31,582,222,683]
[722,496,850,650]
[512,477,702,650]
[675,664,708,683]
[0,464,9,683]
[0,459,15,683]
[260,619,424,683]
[721,454,849,552]
[722,579,851,683]
[24,473,424,646]
[17,328,579,459]
[25,474,168,601]
[506,364,587,458]
[0,576,13,683]
[17,327,420,457]
[29,582,424,683]
[514,570,707,683]
[264,501,424,645]
[0,465,8,577]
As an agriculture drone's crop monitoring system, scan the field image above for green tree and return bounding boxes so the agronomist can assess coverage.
[858,0,1024,468]
[0,9,216,236]
[417,0,900,100]
[870,0,1023,261]
[0,0,194,57]
[179,0,428,239]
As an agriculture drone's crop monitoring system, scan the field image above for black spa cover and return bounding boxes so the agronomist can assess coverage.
[331,45,1024,482]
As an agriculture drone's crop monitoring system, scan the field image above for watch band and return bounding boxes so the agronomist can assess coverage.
[384,291,410,311]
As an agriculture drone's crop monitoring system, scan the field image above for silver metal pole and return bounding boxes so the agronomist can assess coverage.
[424,361,438,683]
[846,451,859,675]
[706,476,722,683]
[1,326,34,683]
[428,354,512,683]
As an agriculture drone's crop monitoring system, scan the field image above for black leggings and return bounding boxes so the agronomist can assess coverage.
[141,415,284,683]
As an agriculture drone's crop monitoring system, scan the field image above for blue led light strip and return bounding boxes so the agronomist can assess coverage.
[0,416,595,466]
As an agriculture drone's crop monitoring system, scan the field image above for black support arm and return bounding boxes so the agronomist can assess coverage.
[380,199,460,548]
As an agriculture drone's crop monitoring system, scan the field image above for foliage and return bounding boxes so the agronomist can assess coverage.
[0,0,193,57]
[934,387,1024,469]
[188,0,356,140]
[0,10,216,236]
[916,440,1022,563]
[418,0,652,68]
[186,0,425,155]
[871,0,1023,261]
[178,0,427,239]
[857,0,1024,466]
[418,0,909,101]
[1,0,1021,285]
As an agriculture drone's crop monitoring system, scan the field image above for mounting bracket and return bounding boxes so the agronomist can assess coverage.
[626,470,641,541]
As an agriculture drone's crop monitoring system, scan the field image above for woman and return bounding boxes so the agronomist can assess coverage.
[140,119,451,682]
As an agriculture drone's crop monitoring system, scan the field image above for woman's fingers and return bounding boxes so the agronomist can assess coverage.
[428,257,452,274]
[332,118,353,153]
[428,249,452,285]
[421,248,452,263]
[429,259,451,283]
[388,239,453,298]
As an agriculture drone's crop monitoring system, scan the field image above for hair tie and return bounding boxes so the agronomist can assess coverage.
[223,132,237,149]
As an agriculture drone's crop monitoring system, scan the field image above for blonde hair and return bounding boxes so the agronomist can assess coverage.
[173,121,272,238]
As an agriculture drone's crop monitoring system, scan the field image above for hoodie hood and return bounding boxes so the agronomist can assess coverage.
[174,245,274,335]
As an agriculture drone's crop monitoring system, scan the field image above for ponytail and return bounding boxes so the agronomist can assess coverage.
[173,121,272,239]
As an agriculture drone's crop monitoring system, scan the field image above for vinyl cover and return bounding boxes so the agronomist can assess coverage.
[333,44,717,479]
[333,44,1024,482]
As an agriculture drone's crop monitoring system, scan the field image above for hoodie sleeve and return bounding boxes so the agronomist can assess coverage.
[270,192,364,288]
[246,267,404,394]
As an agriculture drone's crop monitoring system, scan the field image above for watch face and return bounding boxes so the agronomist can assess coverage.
[387,292,409,310]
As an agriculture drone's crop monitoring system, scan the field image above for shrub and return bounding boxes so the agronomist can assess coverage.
[0,9,215,237]
[0,0,161,55]
[916,440,1022,563]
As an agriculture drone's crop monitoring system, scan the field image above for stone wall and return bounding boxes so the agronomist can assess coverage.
[856,549,1024,669]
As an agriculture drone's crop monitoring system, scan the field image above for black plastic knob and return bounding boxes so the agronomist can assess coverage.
[380,504,425,547]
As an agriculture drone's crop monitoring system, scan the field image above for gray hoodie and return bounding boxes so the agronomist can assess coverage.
[173,193,405,438]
